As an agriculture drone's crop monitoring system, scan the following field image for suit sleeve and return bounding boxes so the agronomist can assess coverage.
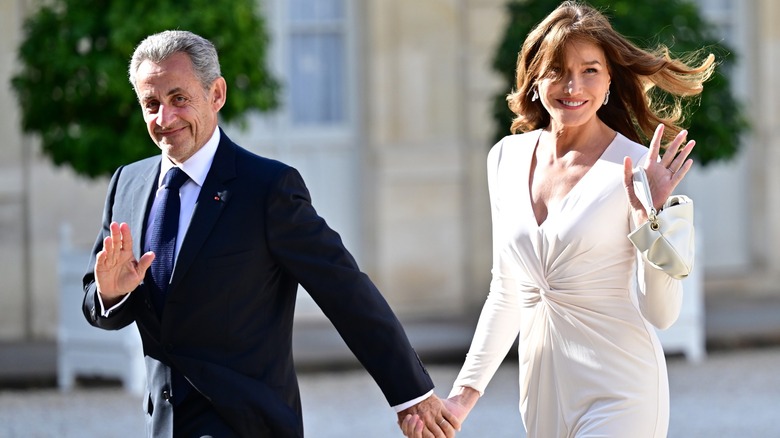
[82,165,140,331]
[264,166,434,406]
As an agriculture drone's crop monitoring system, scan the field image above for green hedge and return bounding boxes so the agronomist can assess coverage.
[12,0,278,178]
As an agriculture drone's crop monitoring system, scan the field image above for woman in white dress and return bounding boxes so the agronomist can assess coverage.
[400,2,714,437]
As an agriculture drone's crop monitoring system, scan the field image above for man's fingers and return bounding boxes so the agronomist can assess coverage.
[137,252,156,276]
[109,222,121,247]
[119,222,133,252]
[104,222,122,264]
[95,249,108,269]
[102,234,114,253]
[102,234,117,266]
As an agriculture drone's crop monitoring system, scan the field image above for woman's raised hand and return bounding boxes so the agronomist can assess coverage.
[623,124,695,223]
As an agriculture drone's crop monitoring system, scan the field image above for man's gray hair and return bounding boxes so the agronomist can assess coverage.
[128,30,221,94]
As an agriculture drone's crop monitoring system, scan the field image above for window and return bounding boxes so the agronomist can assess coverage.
[287,0,347,126]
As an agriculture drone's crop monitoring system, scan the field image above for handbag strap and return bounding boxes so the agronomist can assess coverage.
[633,167,660,231]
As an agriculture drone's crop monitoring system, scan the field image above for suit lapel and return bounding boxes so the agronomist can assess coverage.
[131,160,161,260]
[168,132,237,292]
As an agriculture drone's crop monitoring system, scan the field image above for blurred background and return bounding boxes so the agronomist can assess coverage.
[1,0,779,435]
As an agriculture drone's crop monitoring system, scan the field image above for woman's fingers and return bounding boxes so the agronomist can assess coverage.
[672,155,695,186]
[661,129,689,170]
[400,414,425,438]
[623,156,635,197]
[649,126,697,184]
[646,124,664,164]
[668,140,695,174]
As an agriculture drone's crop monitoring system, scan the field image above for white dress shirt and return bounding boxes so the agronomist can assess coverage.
[143,128,221,260]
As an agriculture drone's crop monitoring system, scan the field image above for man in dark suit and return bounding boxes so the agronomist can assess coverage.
[82,30,460,437]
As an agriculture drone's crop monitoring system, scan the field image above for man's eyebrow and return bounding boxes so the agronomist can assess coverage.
[140,87,185,101]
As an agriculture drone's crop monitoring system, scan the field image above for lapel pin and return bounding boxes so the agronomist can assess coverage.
[214,191,230,203]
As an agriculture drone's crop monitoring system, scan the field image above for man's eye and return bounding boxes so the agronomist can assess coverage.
[145,102,159,113]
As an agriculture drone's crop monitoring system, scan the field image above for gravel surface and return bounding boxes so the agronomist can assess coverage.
[1,347,779,437]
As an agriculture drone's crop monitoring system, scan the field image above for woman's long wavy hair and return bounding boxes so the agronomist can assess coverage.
[507,1,715,144]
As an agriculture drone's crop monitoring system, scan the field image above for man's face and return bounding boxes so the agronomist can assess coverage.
[135,52,226,164]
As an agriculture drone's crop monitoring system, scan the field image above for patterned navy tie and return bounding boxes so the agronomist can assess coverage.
[148,166,189,314]
[147,167,194,404]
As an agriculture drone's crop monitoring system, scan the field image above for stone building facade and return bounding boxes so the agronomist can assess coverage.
[0,0,778,342]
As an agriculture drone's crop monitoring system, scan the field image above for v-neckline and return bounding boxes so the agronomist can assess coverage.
[526,130,619,228]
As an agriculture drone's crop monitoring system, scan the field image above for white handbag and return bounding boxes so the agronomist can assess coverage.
[627,167,695,279]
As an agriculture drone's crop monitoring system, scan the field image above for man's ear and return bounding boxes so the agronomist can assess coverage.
[211,77,227,111]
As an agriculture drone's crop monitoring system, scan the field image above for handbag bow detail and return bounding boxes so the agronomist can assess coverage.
[627,167,695,279]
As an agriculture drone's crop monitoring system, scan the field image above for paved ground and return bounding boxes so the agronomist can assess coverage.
[1,346,779,437]
[1,292,779,437]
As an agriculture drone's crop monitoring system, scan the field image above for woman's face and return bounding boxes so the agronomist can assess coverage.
[537,39,611,129]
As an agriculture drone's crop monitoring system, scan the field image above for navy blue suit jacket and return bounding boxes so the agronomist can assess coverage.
[82,130,434,437]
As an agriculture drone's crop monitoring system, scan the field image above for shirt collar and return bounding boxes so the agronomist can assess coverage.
[158,127,221,188]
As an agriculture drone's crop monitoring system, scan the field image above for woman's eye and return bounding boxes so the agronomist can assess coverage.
[545,67,561,78]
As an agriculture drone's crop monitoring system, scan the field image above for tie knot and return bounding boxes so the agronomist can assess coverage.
[162,167,189,191]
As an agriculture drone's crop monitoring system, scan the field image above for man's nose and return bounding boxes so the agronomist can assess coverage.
[156,104,176,128]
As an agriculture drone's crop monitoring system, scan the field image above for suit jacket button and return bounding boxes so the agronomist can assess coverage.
[162,390,171,402]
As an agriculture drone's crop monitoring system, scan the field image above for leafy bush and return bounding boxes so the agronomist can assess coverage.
[492,0,747,165]
[12,0,278,178]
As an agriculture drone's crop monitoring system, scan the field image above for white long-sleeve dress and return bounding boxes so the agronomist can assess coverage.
[453,130,684,438]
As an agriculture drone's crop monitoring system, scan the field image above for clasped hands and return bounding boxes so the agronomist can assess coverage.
[398,387,478,438]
